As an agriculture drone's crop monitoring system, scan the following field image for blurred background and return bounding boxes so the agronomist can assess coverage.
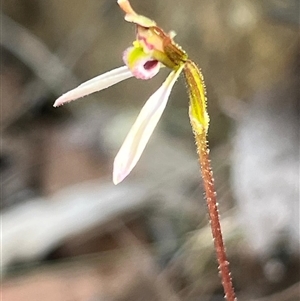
[1,0,299,300]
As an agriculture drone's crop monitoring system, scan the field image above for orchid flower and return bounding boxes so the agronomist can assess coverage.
[54,0,208,185]
[53,1,237,299]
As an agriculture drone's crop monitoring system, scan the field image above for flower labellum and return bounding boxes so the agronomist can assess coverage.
[53,0,209,185]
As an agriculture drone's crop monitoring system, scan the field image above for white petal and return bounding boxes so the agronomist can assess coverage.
[113,65,184,184]
[53,66,133,107]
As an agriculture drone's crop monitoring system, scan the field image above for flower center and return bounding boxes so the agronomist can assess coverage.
[144,60,159,70]
[123,46,160,80]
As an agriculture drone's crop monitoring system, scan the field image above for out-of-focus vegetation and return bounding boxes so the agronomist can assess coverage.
[1,0,299,300]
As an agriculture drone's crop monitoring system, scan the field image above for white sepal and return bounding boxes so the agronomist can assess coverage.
[113,65,184,184]
[53,66,133,107]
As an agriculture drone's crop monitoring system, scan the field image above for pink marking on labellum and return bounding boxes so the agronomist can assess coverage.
[123,47,160,80]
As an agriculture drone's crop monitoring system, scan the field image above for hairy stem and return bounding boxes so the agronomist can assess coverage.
[194,131,237,301]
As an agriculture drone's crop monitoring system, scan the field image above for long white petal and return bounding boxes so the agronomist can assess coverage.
[113,65,184,184]
[53,66,133,107]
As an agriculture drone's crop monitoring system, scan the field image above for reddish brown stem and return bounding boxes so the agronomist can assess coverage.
[194,131,237,301]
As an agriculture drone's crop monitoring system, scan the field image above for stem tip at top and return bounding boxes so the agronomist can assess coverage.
[118,0,137,16]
